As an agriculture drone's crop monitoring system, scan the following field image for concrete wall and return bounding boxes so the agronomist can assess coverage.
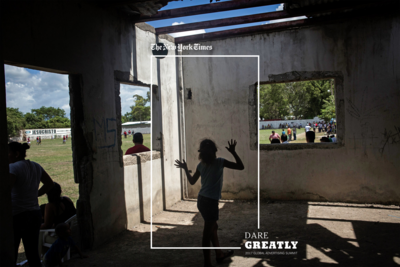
[182,14,400,204]
[124,152,163,229]
[2,2,181,249]
[159,35,182,208]
[3,1,134,248]
[183,56,259,199]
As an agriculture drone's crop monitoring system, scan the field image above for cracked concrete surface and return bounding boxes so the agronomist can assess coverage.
[67,200,400,267]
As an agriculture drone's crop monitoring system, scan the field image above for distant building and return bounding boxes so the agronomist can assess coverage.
[122,121,150,134]
[10,128,72,141]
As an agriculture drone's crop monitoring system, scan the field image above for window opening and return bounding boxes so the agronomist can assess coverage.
[259,79,337,144]
[120,83,151,155]
[5,64,76,263]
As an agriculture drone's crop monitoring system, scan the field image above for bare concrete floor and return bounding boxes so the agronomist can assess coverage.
[68,200,400,267]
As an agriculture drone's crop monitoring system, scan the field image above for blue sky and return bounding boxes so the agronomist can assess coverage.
[5,65,149,119]
[5,1,305,119]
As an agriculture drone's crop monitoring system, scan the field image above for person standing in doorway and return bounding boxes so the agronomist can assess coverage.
[175,139,244,267]
[8,142,54,266]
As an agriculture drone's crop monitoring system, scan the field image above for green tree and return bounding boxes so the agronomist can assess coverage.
[47,116,71,128]
[284,82,310,119]
[318,95,336,122]
[303,80,333,118]
[124,93,151,122]
[259,84,289,120]
[31,106,66,121]
[6,107,26,137]
[25,112,44,129]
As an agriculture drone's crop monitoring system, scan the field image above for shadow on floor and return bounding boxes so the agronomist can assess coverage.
[66,200,400,267]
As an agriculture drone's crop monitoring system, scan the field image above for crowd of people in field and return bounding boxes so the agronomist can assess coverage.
[267,120,337,144]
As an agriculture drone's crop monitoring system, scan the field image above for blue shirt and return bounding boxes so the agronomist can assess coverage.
[197,158,225,200]
[44,237,75,266]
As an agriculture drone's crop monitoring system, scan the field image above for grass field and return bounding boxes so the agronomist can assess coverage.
[260,128,330,144]
[24,134,151,208]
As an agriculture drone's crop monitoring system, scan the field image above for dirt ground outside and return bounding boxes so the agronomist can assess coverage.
[66,200,400,267]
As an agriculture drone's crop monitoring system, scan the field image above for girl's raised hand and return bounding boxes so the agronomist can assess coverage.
[174,159,187,170]
[225,139,237,154]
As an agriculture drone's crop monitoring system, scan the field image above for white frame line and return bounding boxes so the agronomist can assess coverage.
[150,54,260,249]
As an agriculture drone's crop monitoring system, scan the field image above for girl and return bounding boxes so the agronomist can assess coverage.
[41,182,76,229]
[175,139,244,267]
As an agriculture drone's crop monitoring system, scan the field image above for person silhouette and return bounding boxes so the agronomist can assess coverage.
[175,139,244,267]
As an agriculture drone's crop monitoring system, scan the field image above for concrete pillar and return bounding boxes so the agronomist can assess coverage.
[0,9,15,263]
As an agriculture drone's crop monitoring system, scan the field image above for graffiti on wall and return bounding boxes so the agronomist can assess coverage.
[93,117,117,149]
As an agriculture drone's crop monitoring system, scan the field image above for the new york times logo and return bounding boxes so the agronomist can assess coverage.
[244,232,298,256]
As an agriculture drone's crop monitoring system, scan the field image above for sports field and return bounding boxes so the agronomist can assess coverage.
[24,134,151,207]
[259,128,330,144]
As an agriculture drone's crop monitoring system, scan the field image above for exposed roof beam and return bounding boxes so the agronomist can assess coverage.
[175,19,309,43]
[133,0,282,22]
[174,3,398,43]
[156,11,291,34]
[156,1,392,34]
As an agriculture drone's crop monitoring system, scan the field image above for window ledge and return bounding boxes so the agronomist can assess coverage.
[260,142,342,151]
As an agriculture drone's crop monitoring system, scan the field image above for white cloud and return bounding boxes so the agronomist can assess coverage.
[170,21,206,37]
[262,4,307,25]
[5,65,150,120]
[5,65,70,117]
[120,84,150,116]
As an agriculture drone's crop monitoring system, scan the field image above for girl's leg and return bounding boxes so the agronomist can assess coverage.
[202,221,215,266]
[211,223,223,258]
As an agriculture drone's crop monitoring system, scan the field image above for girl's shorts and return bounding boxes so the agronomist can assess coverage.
[197,194,219,222]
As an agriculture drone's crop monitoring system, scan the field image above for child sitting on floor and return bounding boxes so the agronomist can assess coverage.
[43,223,87,267]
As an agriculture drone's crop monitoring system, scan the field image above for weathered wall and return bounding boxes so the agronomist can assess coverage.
[183,56,259,199]
[134,23,162,151]
[0,21,14,264]
[159,36,182,208]
[123,152,163,229]
[3,2,183,250]
[3,1,136,249]
[182,14,400,204]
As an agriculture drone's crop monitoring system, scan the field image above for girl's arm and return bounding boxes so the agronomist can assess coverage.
[223,140,245,170]
[174,160,200,185]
